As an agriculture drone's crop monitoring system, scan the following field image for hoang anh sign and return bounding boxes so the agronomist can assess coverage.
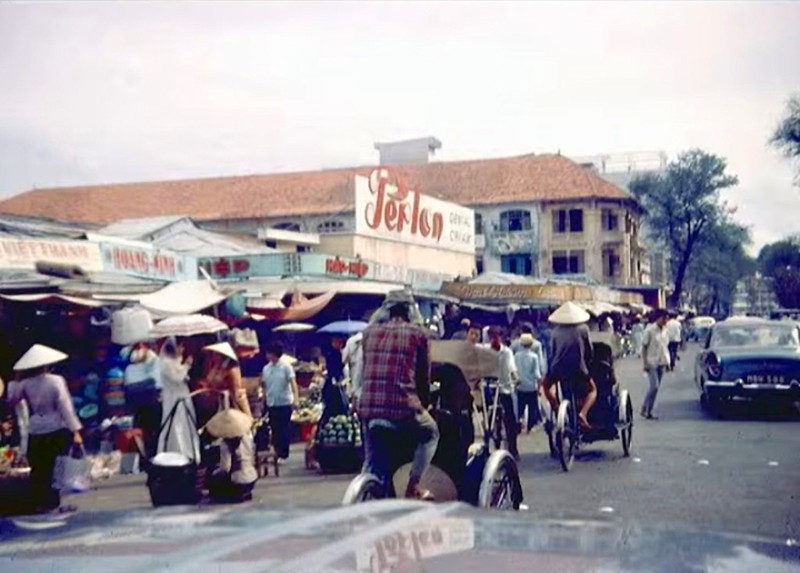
[354,169,475,255]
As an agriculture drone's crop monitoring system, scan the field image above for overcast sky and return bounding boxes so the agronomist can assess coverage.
[1,1,798,249]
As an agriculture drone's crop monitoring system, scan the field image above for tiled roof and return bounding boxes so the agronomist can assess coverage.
[0,153,634,225]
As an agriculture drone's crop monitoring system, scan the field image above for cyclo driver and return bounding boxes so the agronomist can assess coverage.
[358,290,440,501]
[541,301,597,430]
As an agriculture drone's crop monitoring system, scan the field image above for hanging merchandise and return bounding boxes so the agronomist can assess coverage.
[225,293,247,318]
[111,307,154,346]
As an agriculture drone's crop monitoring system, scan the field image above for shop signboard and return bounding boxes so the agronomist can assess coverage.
[298,253,374,280]
[354,169,475,255]
[100,242,193,281]
[373,261,453,290]
[0,238,103,271]
[441,282,575,302]
[196,253,289,280]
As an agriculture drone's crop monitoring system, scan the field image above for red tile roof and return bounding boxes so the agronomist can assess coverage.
[0,153,634,225]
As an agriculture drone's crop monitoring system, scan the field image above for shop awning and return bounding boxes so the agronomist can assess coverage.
[0,293,107,308]
[99,280,241,316]
[249,290,337,321]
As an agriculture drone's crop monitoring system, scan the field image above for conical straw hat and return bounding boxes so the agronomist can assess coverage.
[205,408,253,439]
[203,342,238,363]
[548,301,591,325]
[14,344,68,371]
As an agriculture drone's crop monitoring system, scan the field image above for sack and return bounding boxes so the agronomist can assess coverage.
[53,445,92,494]
[232,328,259,350]
[111,307,154,346]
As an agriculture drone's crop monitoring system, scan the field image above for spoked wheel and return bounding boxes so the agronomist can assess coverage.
[478,451,522,510]
[341,473,386,505]
[541,401,557,459]
[555,400,576,472]
[619,391,633,457]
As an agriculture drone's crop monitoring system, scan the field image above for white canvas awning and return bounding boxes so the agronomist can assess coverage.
[96,280,242,316]
[1,293,107,308]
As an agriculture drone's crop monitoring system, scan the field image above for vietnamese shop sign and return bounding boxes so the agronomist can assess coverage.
[355,169,475,255]
[197,253,289,280]
[100,242,192,281]
[0,238,103,271]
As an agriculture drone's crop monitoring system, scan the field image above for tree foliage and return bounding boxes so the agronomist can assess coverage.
[631,149,739,308]
[685,222,755,316]
[770,94,800,183]
[758,235,800,309]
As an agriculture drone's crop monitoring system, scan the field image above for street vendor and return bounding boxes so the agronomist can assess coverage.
[320,335,348,418]
[6,344,82,514]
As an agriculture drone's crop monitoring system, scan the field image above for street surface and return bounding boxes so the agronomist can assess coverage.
[63,344,799,540]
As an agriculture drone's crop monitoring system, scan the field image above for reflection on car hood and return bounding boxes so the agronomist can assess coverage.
[0,501,798,573]
[713,347,800,360]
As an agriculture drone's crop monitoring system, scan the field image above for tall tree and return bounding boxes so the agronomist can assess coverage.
[684,221,754,316]
[631,149,739,308]
[770,94,800,184]
[758,235,800,309]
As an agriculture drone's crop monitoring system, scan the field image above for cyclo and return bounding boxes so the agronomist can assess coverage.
[543,332,634,472]
[342,340,524,510]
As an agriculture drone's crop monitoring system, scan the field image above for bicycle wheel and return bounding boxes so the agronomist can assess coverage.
[341,473,385,505]
[555,400,576,472]
[619,390,633,457]
[491,404,504,451]
[478,451,522,510]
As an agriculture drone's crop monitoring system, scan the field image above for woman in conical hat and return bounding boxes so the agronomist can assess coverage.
[6,344,82,513]
[541,302,597,430]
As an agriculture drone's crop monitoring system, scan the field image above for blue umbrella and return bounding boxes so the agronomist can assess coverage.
[318,320,368,335]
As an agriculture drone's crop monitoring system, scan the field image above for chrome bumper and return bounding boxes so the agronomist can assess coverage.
[706,379,800,395]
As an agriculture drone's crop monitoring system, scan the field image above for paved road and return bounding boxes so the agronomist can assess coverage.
[62,343,800,540]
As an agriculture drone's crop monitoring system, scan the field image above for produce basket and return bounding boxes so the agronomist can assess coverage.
[314,414,363,474]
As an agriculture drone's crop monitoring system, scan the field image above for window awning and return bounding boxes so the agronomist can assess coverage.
[96,280,242,316]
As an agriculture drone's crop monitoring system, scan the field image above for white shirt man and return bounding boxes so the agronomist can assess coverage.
[641,313,670,418]
[665,318,682,344]
[342,332,364,399]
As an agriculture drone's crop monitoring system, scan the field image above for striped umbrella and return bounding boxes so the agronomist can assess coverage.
[151,314,228,338]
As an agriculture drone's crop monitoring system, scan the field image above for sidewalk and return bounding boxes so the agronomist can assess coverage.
[64,443,354,513]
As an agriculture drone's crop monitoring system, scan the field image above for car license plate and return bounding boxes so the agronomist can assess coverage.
[746,374,785,384]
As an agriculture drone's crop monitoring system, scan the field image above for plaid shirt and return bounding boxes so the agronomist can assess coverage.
[358,319,431,420]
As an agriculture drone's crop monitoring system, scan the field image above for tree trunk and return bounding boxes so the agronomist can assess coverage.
[669,253,692,308]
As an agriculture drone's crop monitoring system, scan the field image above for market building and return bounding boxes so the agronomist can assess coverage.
[0,140,645,289]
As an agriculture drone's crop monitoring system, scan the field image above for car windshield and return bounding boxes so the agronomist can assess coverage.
[711,325,800,348]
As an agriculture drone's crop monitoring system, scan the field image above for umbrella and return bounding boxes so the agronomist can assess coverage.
[317,320,368,335]
[273,323,316,332]
[151,314,228,338]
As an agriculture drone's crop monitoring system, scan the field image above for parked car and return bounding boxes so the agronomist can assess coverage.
[686,316,716,342]
[695,317,800,413]
[695,317,800,411]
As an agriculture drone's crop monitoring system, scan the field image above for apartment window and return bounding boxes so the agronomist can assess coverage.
[274,222,301,232]
[475,213,484,235]
[499,210,532,232]
[317,220,344,233]
[552,250,585,274]
[501,254,532,276]
[603,247,621,278]
[265,240,278,249]
[296,245,311,253]
[476,255,484,275]
[552,208,584,233]
[601,208,619,231]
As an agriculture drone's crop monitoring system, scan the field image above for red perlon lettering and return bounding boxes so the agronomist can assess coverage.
[366,169,444,243]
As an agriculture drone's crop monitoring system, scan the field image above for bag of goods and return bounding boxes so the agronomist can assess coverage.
[53,445,92,494]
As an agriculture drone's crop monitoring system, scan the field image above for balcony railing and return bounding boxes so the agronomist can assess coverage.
[486,230,537,256]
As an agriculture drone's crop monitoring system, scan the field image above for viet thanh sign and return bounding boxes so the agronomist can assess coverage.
[100,242,193,281]
[354,169,475,255]
[0,238,103,271]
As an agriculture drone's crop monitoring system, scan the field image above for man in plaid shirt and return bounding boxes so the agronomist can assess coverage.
[359,291,439,500]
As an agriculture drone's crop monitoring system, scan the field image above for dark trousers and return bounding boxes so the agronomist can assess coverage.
[517,390,541,431]
[499,394,519,457]
[268,406,293,459]
[28,429,71,511]
[125,385,162,459]
[668,342,679,370]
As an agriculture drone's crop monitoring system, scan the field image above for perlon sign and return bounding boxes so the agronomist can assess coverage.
[354,169,475,255]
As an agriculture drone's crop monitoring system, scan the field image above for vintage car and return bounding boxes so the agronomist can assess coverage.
[695,317,800,412]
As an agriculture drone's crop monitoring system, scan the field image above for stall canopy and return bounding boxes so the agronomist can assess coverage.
[101,280,240,316]
[1,293,107,308]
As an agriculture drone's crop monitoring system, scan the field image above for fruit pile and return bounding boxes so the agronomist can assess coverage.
[315,415,362,447]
